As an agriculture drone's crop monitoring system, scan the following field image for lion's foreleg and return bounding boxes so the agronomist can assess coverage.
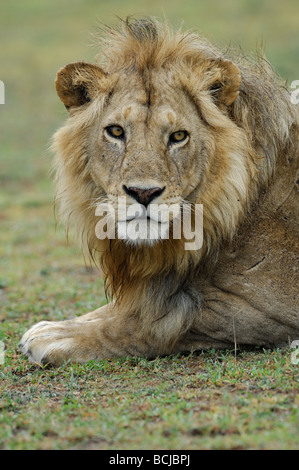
[19,303,159,366]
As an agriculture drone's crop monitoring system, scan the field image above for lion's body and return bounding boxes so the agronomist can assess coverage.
[20,19,299,365]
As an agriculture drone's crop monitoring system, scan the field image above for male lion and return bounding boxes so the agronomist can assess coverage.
[20,18,299,366]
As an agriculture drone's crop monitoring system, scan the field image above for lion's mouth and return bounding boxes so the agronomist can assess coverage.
[116,202,177,244]
[117,216,169,244]
[119,214,165,223]
[117,202,180,224]
[95,199,182,245]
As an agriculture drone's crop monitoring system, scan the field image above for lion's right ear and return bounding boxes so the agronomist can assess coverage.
[55,62,108,110]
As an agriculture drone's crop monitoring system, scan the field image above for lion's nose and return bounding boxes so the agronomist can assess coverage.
[123,185,165,207]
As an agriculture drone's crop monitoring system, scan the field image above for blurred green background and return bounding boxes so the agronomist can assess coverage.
[0,0,298,319]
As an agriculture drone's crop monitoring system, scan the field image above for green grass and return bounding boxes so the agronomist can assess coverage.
[1,348,298,450]
[0,0,298,450]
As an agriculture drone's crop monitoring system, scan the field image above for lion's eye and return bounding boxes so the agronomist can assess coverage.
[105,125,125,139]
[169,130,189,144]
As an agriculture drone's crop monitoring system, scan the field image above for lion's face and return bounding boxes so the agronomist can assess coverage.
[87,69,210,243]
[55,56,248,248]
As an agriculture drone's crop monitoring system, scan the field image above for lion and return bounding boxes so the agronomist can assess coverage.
[19,18,299,366]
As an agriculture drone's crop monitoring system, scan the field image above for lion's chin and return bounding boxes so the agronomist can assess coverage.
[117,218,169,246]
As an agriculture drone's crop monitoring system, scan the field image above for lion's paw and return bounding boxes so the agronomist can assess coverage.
[19,320,80,366]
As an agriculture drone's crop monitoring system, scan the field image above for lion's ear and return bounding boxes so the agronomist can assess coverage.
[55,62,108,110]
[205,58,241,107]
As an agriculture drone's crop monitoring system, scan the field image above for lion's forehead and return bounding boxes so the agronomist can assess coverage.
[101,98,179,135]
[121,104,177,127]
[102,71,186,129]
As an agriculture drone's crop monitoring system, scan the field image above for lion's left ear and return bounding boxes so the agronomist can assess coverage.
[205,58,241,106]
[55,61,109,110]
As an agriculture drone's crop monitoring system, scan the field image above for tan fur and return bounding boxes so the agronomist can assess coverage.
[19,18,299,366]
